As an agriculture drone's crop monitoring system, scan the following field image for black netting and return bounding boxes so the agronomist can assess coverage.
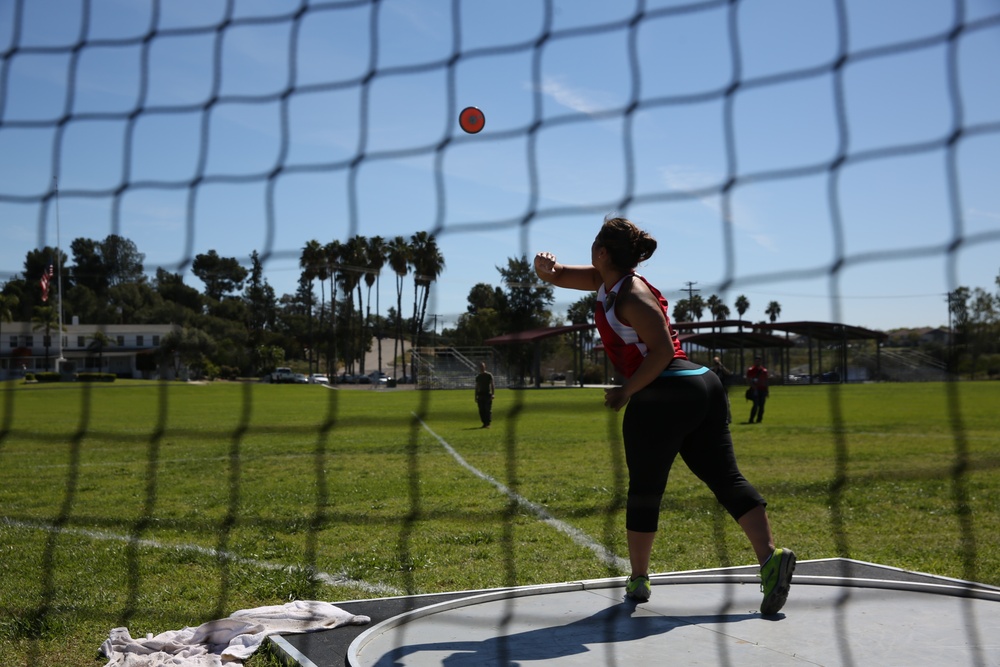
[2,1,998,664]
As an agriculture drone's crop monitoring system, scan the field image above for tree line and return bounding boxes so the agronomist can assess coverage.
[0,233,445,380]
[946,278,1000,378]
[3,233,996,381]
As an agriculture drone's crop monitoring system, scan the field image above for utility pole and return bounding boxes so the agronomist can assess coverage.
[682,281,700,302]
[53,177,65,373]
[944,292,954,374]
[682,281,701,322]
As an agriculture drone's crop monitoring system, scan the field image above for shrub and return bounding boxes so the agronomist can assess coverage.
[580,363,605,385]
[76,373,116,383]
[201,360,220,380]
[34,372,61,383]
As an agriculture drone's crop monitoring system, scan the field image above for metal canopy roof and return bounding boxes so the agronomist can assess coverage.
[484,323,593,346]
[678,331,794,350]
[483,320,885,349]
[755,320,888,341]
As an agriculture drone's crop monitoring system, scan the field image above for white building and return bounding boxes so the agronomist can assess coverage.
[0,320,181,380]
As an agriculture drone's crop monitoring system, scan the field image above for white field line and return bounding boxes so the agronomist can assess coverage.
[7,452,318,470]
[0,516,403,597]
[415,414,629,572]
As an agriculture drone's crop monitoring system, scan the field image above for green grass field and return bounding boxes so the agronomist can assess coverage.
[1,380,999,666]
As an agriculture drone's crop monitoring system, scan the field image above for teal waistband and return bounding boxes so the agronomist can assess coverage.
[659,366,710,377]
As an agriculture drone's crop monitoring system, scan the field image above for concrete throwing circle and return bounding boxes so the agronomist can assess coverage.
[349,576,1000,666]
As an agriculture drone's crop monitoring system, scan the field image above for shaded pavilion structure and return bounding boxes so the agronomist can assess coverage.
[485,323,595,388]
[486,319,887,386]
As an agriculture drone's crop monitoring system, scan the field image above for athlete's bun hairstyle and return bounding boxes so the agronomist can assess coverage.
[597,215,657,271]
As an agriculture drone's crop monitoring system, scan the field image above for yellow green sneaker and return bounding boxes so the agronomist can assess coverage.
[759,548,796,615]
[625,574,651,602]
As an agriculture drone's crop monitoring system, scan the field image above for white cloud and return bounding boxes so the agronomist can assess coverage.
[659,165,719,195]
[967,207,1000,221]
[657,165,780,253]
[533,75,610,115]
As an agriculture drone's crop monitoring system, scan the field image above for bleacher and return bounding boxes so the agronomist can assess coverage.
[865,348,953,382]
[411,347,510,389]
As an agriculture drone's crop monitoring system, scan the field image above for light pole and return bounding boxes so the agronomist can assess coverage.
[429,314,438,347]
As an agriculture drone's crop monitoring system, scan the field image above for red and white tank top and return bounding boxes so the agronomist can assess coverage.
[595,273,687,378]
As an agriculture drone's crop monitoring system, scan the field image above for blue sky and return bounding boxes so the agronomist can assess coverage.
[1,0,998,333]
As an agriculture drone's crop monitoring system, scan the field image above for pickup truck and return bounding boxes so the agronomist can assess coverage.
[269,367,294,383]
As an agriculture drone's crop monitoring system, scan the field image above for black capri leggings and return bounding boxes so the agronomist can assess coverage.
[622,360,765,533]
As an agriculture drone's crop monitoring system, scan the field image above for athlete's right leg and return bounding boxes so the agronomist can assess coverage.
[737,504,775,565]
[680,372,767,525]
[621,379,694,585]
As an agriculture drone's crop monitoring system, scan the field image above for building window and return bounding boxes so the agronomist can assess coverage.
[8,336,14,348]
[136,335,144,347]
[116,335,125,346]
[25,336,33,347]
[78,336,86,348]
[152,335,160,346]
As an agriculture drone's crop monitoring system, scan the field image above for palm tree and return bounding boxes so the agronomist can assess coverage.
[707,294,731,323]
[299,240,324,374]
[0,294,16,323]
[386,236,411,379]
[766,300,782,323]
[365,236,387,374]
[31,305,63,371]
[735,295,750,331]
[409,231,445,380]
[0,294,18,376]
[339,235,368,374]
[688,294,706,321]
[671,298,690,323]
[324,240,342,377]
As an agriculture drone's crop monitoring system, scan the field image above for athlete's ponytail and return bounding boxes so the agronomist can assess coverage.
[597,215,657,271]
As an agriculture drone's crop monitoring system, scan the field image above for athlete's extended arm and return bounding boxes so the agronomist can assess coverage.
[534,252,602,292]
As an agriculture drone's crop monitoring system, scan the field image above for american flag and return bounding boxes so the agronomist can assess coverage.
[40,263,54,302]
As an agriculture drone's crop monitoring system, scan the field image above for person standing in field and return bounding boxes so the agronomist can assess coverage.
[746,356,769,424]
[533,215,794,614]
[474,362,495,429]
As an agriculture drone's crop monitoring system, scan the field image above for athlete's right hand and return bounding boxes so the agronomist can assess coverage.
[534,252,558,277]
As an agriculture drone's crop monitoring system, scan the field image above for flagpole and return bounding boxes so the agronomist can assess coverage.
[53,177,65,371]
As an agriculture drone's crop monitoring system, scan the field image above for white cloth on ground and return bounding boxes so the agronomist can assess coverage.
[100,600,370,666]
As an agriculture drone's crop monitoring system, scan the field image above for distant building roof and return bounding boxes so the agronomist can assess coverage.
[755,321,887,342]
[484,323,593,345]
[678,331,794,350]
[484,320,885,349]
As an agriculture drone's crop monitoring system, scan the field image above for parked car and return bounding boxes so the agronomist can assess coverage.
[292,373,309,384]
[308,374,329,385]
[369,371,391,385]
[269,367,294,383]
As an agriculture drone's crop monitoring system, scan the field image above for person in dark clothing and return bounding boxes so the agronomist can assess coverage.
[746,356,769,424]
[474,362,494,428]
[534,215,794,613]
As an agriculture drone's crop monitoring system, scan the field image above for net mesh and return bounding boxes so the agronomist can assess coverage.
[1,0,999,664]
